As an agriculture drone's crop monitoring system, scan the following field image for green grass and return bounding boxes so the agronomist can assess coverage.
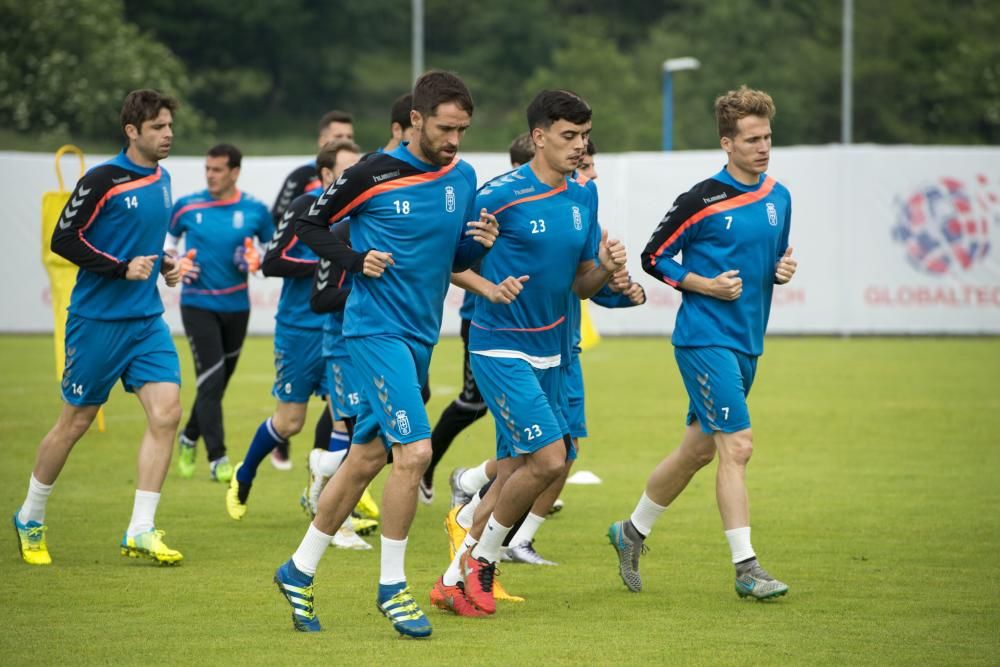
[2,335,999,665]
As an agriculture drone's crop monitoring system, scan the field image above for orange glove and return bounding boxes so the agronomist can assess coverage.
[179,249,200,284]
[234,237,261,273]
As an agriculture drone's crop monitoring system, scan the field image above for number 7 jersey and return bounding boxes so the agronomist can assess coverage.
[642,167,792,357]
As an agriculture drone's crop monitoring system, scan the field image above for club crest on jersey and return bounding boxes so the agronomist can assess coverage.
[395,410,411,436]
[233,210,245,229]
[445,185,456,213]
[195,212,203,224]
[572,206,582,230]
[766,202,778,226]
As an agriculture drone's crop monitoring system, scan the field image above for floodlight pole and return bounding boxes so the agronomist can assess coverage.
[841,0,853,143]
[412,0,424,84]
[662,57,701,151]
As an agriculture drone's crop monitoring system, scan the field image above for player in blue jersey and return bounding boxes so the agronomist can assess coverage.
[608,86,798,601]
[431,90,627,617]
[12,90,186,566]
[166,143,273,483]
[271,70,498,637]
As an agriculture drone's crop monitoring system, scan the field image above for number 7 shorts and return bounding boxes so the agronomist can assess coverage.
[469,353,571,461]
[674,345,758,434]
[62,314,180,406]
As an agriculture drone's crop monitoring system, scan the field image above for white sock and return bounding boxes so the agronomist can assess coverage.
[508,512,545,546]
[630,492,667,537]
[379,535,408,585]
[456,490,482,529]
[443,534,477,586]
[292,523,332,575]
[470,514,511,564]
[18,475,54,525]
[725,526,755,564]
[317,449,347,477]
[459,460,491,494]
[126,490,161,537]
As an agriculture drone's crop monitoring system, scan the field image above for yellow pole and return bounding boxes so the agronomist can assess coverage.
[42,145,105,431]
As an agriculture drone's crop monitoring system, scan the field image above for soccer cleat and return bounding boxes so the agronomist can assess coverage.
[332,524,372,550]
[377,585,432,638]
[492,578,525,603]
[274,559,320,632]
[460,551,496,614]
[354,485,380,520]
[226,462,248,520]
[547,497,564,515]
[418,477,434,505]
[449,467,472,508]
[13,512,51,565]
[350,516,379,536]
[120,528,183,564]
[444,505,467,559]
[735,560,789,600]
[210,456,234,483]
[271,445,293,471]
[429,577,488,617]
[608,520,646,592]
[507,540,558,566]
[177,435,196,479]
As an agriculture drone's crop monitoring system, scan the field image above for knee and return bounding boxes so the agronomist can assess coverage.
[273,411,305,438]
[60,408,97,441]
[396,441,432,476]
[722,431,753,466]
[690,444,716,469]
[533,444,566,482]
[149,400,182,432]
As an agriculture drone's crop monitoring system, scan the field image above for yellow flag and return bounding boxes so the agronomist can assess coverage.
[43,145,105,431]
[579,300,601,351]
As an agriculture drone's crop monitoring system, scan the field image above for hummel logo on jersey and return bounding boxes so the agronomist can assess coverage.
[703,193,728,204]
[316,260,330,290]
[513,187,535,196]
[112,176,131,184]
[373,170,400,184]
[58,186,92,229]
[445,185,456,212]
[308,178,345,216]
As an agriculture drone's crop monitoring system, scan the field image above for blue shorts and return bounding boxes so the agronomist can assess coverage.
[272,323,326,403]
[325,354,362,420]
[675,346,758,434]
[470,354,571,461]
[62,314,180,406]
[345,335,432,447]
[561,354,587,440]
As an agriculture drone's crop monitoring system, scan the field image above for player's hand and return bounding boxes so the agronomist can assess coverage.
[466,209,499,248]
[624,282,646,305]
[234,238,261,273]
[160,253,183,287]
[179,249,200,285]
[126,255,158,281]
[598,229,627,273]
[488,275,529,304]
[608,266,631,292]
[363,250,394,278]
[709,269,742,301]
[775,246,797,284]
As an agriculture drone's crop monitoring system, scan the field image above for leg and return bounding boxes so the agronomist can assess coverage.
[30,403,101,485]
[180,307,228,464]
[714,428,753,530]
[381,439,432,540]
[134,381,183,493]
[645,421,717,509]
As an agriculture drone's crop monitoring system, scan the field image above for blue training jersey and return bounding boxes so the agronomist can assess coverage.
[169,189,273,312]
[469,163,600,362]
[50,150,172,321]
[295,144,482,346]
[642,166,792,356]
[262,188,326,330]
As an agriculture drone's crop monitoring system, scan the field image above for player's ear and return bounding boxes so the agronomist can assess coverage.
[720,135,733,155]
[124,123,139,141]
[410,110,423,133]
[531,127,545,150]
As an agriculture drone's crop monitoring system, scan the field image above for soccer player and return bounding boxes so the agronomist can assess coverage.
[608,85,797,600]
[430,89,627,617]
[420,130,552,505]
[382,92,416,152]
[272,70,498,637]
[167,143,272,483]
[12,89,185,566]
[224,142,337,520]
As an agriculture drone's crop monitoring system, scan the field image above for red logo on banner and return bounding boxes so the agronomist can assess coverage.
[892,174,999,275]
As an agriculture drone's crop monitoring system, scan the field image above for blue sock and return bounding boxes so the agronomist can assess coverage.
[328,429,350,453]
[378,581,406,602]
[237,417,285,484]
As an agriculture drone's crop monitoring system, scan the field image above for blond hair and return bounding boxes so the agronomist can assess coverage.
[714,85,775,138]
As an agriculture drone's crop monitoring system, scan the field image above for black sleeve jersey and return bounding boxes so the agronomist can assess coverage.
[271,163,319,223]
[262,194,318,278]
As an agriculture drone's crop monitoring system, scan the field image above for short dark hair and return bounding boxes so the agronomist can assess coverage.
[391,93,413,129]
[318,110,353,133]
[206,143,242,169]
[412,70,474,117]
[316,139,361,173]
[120,89,178,135]
[586,138,597,156]
[526,89,591,131]
[508,132,535,166]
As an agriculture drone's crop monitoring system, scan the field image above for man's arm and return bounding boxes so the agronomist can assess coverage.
[262,198,317,278]
[50,168,130,279]
[573,228,626,299]
[270,165,310,223]
[309,259,350,313]
[451,269,528,305]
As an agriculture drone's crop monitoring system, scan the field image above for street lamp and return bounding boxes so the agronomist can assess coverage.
[662,57,700,151]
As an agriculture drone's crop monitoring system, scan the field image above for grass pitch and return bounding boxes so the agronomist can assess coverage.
[1,335,998,666]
